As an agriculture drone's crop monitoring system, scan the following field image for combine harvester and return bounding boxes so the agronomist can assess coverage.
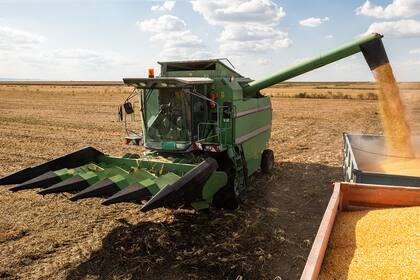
[0,33,390,212]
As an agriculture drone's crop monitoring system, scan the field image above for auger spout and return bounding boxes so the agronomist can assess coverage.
[243,33,388,97]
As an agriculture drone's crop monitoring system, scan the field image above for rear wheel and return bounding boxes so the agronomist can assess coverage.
[261,149,274,174]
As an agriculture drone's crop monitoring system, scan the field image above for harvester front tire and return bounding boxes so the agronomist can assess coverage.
[261,149,274,174]
[212,159,240,210]
[212,183,239,210]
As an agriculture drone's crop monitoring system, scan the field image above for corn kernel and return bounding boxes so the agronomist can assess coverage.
[319,206,420,279]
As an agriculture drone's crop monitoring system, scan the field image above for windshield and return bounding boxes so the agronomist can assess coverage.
[142,88,192,150]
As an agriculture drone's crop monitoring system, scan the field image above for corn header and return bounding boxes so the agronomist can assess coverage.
[0,33,390,212]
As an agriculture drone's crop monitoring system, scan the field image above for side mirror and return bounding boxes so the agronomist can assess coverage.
[123,102,134,114]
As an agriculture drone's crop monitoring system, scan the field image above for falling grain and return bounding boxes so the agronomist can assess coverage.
[373,63,414,158]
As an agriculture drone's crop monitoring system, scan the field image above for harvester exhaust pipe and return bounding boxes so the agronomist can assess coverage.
[359,36,389,70]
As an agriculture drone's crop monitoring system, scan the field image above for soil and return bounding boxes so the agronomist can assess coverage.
[0,84,415,280]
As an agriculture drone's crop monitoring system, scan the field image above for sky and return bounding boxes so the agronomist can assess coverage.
[0,0,419,81]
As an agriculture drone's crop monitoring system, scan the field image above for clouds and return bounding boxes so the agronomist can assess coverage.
[257,58,269,65]
[151,1,176,12]
[137,0,290,59]
[299,17,329,27]
[2,0,419,81]
[9,47,137,71]
[218,24,290,54]
[358,0,420,38]
[137,15,205,59]
[41,49,136,67]
[365,19,420,37]
[0,25,44,50]
[191,0,290,56]
[0,24,135,68]
[137,14,186,33]
[191,0,285,25]
[356,0,420,19]
[0,24,141,80]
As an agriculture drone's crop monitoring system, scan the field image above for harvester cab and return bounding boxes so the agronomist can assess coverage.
[124,59,253,153]
[0,33,391,212]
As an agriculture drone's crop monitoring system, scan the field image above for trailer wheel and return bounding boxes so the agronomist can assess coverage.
[261,149,274,174]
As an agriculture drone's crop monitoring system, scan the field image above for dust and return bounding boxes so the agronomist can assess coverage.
[373,63,420,176]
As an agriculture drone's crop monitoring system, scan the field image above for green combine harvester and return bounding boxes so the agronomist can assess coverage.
[0,33,389,212]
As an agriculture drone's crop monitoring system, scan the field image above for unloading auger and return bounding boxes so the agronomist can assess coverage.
[0,33,390,212]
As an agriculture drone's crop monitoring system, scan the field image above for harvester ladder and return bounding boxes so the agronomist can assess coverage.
[232,146,247,201]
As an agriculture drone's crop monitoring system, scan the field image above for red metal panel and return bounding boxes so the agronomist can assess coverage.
[300,183,341,280]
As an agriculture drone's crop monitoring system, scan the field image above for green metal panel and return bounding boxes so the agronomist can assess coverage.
[214,79,234,103]
[97,155,196,176]
[234,98,258,113]
[138,178,160,194]
[162,142,177,150]
[216,78,244,101]
[108,170,156,189]
[55,168,73,181]
[201,171,228,203]
[154,172,180,188]
[160,59,243,78]
[233,96,272,175]
[243,33,382,95]
[257,96,271,108]
[242,130,271,175]
[234,109,271,141]
[79,171,102,185]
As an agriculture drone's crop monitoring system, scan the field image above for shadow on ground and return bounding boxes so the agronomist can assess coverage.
[65,162,341,280]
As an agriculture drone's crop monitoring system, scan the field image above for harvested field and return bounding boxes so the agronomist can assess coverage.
[262,82,420,100]
[0,82,419,279]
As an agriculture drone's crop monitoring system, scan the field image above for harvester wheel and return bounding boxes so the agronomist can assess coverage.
[212,173,244,210]
[261,149,274,174]
[212,157,246,210]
